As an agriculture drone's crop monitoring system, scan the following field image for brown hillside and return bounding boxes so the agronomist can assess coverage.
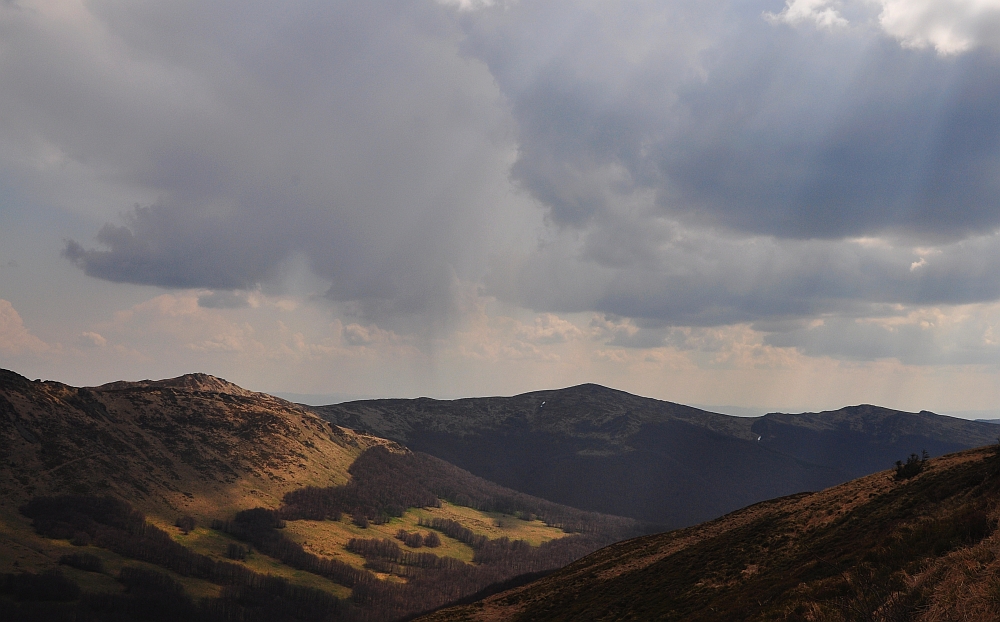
[92,372,262,398]
[0,369,643,622]
[0,368,393,520]
[421,445,1000,621]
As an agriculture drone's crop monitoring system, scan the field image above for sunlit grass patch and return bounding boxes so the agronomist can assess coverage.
[151,516,353,598]
[281,500,569,575]
[412,501,568,546]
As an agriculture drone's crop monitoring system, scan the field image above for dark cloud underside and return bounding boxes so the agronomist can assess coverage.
[28,0,1000,340]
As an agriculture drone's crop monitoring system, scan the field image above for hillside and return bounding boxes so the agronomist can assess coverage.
[314,385,998,528]
[422,444,1000,621]
[0,368,386,518]
[0,369,641,621]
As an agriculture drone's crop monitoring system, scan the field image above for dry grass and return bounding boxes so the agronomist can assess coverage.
[0,506,224,600]
[416,501,568,546]
[916,503,1000,622]
[0,505,59,574]
[282,501,569,572]
[0,376,395,522]
[153,516,353,599]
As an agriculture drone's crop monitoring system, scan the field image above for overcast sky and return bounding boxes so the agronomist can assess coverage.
[3,0,1000,415]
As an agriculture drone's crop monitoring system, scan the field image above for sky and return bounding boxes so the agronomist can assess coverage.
[3,0,1000,416]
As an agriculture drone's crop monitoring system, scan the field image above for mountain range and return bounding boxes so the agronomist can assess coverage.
[3,368,1000,621]
[314,384,998,528]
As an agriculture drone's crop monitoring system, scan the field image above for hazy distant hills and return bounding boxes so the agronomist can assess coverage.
[422,446,1000,621]
[314,384,999,528]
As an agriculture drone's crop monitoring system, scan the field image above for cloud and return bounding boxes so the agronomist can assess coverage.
[76,331,107,348]
[197,290,252,309]
[342,323,399,348]
[765,0,848,28]
[0,299,49,354]
[876,0,1000,54]
[104,293,269,358]
[6,0,1000,378]
[63,215,286,290]
[764,304,1000,364]
[29,1,1000,316]
[0,0,518,324]
[438,0,499,10]
[492,226,1000,326]
[590,315,668,349]
[514,313,583,344]
[460,0,1000,240]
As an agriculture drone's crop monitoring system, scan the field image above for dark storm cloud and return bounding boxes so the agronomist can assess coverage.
[661,45,1000,239]
[11,0,1000,349]
[763,315,1000,366]
[492,229,1000,326]
[460,0,1000,239]
[35,0,512,323]
[449,0,1000,345]
[63,208,287,289]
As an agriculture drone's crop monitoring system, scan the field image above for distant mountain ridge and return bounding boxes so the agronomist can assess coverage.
[314,384,999,528]
[751,404,997,479]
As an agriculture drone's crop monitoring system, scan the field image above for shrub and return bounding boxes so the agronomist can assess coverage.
[895,451,928,481]
[395,530,425,548]
[226,543,249,561]
[175,515,196,534]
[423,532,441,548]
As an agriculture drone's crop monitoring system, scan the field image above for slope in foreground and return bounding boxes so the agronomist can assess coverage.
[423,445,1000,621]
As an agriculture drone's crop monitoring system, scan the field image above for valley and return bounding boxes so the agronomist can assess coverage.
[4,368,1000,621]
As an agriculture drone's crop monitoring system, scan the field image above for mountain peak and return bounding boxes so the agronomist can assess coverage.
[93,372,260,398]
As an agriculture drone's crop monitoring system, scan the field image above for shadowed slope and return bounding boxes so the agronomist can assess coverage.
[751,404,997,478]
[315,385,997,528]
[422,445,1000,621]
